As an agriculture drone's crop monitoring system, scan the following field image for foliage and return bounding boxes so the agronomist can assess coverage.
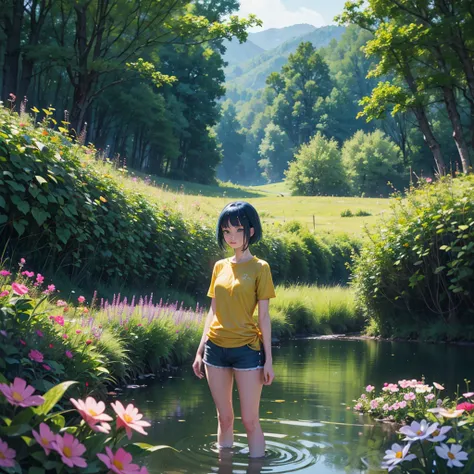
[341,130,407,197]
[352,175,474,339]
[285,132,350,196]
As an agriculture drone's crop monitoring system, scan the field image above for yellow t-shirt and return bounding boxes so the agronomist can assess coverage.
[207,256,276,350]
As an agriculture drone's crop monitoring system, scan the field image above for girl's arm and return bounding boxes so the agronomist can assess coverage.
[192,298,216,378]
[258,299,274,385]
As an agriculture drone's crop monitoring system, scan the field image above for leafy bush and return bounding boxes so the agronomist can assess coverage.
[352,175,474,339]
[285,132,350,196]
[342,130,407,197]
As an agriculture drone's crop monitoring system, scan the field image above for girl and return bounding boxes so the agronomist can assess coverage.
[192,201,276,458]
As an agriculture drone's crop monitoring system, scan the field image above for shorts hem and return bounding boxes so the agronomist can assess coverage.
[203,360,231,369]
[233,366,264,372]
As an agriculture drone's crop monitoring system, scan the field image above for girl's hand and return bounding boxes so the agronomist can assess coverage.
[263,361,274,385]
[193,353,205,379]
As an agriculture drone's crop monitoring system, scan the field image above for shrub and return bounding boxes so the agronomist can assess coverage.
[352,175,474,339]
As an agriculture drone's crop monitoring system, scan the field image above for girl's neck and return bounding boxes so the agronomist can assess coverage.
[231,248,253,263]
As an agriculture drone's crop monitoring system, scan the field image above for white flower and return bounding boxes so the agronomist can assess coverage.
[433,382,445,391]
[428,426,451,443]
[399,420,439,441]
[438,408,465,419]
[435,443,468,468]
[415,384,432,394]
[381,443,416,472]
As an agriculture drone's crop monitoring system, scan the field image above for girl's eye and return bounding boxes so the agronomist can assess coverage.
[237,228,244,232]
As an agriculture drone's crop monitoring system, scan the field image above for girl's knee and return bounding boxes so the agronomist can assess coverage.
[242,415,260,433]
[218,413,234,430]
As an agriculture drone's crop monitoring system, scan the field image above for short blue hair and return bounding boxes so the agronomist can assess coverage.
[216,201,262,251]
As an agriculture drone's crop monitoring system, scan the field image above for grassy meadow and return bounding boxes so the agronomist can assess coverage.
[95,160,392,237]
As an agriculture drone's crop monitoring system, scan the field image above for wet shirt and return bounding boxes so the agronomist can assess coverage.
[207,256,276,350]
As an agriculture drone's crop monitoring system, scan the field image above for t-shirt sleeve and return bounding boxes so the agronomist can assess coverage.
[256,263,276,300]
[207,262,219,298]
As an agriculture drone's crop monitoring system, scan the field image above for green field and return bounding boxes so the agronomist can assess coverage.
[95,162,392,236]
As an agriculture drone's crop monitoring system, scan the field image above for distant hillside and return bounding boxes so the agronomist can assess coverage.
[226,25,346,90]
[222,38,265,67]
[248,24,317,50]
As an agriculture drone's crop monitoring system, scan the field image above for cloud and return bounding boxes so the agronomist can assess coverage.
[237,0,326,31]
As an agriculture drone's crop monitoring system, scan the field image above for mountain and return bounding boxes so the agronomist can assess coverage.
[222,38,265,67]
[248,24,317,51]
[225,25,346,91]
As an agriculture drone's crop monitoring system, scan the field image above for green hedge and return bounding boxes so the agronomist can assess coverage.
[0,106,361,295]
[352,175,474,340]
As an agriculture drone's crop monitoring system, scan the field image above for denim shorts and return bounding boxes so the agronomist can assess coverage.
[203,339,265,371]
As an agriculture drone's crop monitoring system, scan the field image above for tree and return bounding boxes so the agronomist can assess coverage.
[266,42,333,148]
[342,130,406,197]
[285,132,349,196]
[258,123,293,182]
[216,100,246,181]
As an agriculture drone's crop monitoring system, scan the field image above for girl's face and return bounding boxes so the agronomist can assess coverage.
[222,223,254,250]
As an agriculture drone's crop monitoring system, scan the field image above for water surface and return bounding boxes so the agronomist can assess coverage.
[125,338,474,473]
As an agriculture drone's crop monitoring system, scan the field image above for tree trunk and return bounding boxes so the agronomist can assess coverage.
[1,0,23,101]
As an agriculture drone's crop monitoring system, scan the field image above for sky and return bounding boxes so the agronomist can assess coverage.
[236,0,347,31]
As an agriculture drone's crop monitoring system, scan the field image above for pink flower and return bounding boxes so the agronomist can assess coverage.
[426,177,433,183]
[54,315,65,326]
[29,349,44,363]
[97,447,147,474]
[111,401,151,439]
[11,282,29,295]
[86,339,92,345]
[62,334,68,339]
[404,392,416,401]
[0,270,11,277]
[354,403,362,411]
[19,339,26,345]
[36,274,44,284]
[463,392,474,398]
[36,329,44,338]
[425,393,435,401]
[0,438,16,467]
[70,397,113,430]
[65,350,73,359]
[399,401,407,408]
[433,382,445,391]
[366,385,375,393]
[76,329,82,334]
[0,291,9,297]
[20,258,26,265]
[457,402,474,412]
[370,400,379,409]
[51,433,87,468]
[32,423,56,455]
[78,295,86,304]
[42,364,51,371]
[0,377,44,407]
[56,299,67,307]
[43,284,56,294]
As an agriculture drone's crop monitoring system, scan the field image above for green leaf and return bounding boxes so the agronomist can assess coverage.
[11,195,30,215]
[28,467,45,474]
[56,227,71,244]
[13,220,26,236]
[434,266,445,274]
[31,207,50,226]
[0,423,31,436]
[34,381,77,416]
[0,214,7,225]
[0,195,5,208]
[35,176,47,186]
[12,407,35,426]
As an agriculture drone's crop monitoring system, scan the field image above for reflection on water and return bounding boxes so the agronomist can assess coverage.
[123,338,474,473]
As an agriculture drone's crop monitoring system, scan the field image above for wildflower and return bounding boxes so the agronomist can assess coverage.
[382,403,389,411]
[76,329,82,334]
[435,444,468,468]
[425,393,435,402]
[0,377,44,407]
[19,339,26,345]
[97,446,148,474]
[70,397,113,430]
[433,382,444,390]
[428,426,451,443]
[111,401,151,439]
[42,364,51,371]
[0,291,9,297]
[43,284,56,294]
[52,433,87,468]
[381,443,416,472]
[36,274,44,284]
[62,334,68,339]
[456,402,474,412]
[426,177,433,183]
[415,384,432,394]
[36,330,44,338]
[86,339,92,345]
[360,394,367,400]
[21,271,35,278]
[49,343,54,348]
[399,420,438,441]
[20,258,26,265]
[0,270,11,276]
[462,392,474,398]
[32,423,56,455]
[366,385,375,393]
[11,282,29,295]
[29,349,44,363]
[78,295,85,304]
[56,300,67,307]
[54,315,65,326]
[0,438,16,468]
[354,403,362,411]
[438,408,465,419]
[370,400,379,409]
[83,308,89,314]
[399,401,407,408]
